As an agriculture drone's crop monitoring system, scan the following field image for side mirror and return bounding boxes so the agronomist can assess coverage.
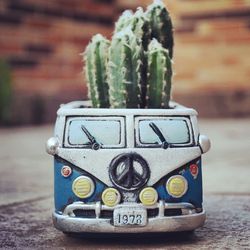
[198,134,211,154]
[46,137,59,155]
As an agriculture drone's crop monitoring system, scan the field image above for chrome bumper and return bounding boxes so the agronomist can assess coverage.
[53,201,206,233]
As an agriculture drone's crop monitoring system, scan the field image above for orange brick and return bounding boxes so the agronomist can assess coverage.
[0,41,23,55]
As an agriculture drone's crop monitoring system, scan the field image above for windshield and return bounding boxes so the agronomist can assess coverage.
[65,117,125,148]
[137,118,191,146]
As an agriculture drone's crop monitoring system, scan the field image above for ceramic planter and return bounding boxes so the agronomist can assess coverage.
[46,101,210,233]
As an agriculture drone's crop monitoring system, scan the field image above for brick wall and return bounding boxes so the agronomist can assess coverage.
[0,0,250,124]
[167,0,250,117]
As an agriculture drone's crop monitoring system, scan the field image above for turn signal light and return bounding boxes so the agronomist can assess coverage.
[190,164,199,178]
[139,187,158,206]
[61,166,72,178]
[72,176,95,198]
[166,175,188,198]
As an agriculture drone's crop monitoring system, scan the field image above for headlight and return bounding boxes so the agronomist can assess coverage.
[139,187,158,206]
[166,175,188,198]
[102,188,121,207]
[72,176,95,198]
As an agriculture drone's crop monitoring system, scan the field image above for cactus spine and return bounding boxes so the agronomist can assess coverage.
[85,34,110,108]
[147,39,172,108]
[84,0,174,109]
[108,29,143,108]
[146,0,174,58]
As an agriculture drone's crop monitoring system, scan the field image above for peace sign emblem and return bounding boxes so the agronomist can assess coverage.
[109,153,150,191]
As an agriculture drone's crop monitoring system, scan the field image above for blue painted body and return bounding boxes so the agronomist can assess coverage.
[154,158,203,208]
[54,157,106,211]
[54,156,202,211]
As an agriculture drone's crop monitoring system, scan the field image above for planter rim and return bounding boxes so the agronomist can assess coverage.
[57,101,198,116]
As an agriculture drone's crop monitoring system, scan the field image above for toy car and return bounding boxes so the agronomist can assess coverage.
[46,101,210,233]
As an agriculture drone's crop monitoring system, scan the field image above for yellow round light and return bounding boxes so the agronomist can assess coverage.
[102,188,121,207]
[139,187,158,206]
[166,175,188,198]
[72,176,95,198]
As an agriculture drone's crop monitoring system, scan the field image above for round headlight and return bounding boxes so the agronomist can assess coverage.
[102,188,121,207]
[72,176,95,198]
[139,187,158,206]
[166,175,188,198]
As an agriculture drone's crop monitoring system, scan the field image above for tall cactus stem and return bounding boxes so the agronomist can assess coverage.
[146,39,172,108]
[127,7,150,107]
[146,0,174,59]
[84,34,110,108]
[129,7,151,51]
[108,28,143,108]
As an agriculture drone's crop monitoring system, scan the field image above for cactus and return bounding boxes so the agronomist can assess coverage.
[84,34,110,108]
[83,0,174,109]
[146,0,174,59]
[147,39,172,108]
[108,28,143,108]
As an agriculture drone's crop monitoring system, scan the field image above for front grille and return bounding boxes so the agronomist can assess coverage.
[164,208,182,216]
[147,208,159,218]
[74,208,184,218]
[72,209,113,219]
[74,209,96,218]
[100,210,113,219]
[64,201,195,220]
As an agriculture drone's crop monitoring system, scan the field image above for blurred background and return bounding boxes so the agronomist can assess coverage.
[0,0,250,125]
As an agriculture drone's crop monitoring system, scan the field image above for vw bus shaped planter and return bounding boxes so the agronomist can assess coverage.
[46,100,210,233]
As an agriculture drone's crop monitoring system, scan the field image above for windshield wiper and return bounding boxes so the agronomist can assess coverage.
[81,125,101,150]
[149,122,169,149]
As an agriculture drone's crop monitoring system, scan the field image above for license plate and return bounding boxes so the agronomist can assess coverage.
[113,206,147,227]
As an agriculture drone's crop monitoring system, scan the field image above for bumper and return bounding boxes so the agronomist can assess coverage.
[53,201,206,233]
